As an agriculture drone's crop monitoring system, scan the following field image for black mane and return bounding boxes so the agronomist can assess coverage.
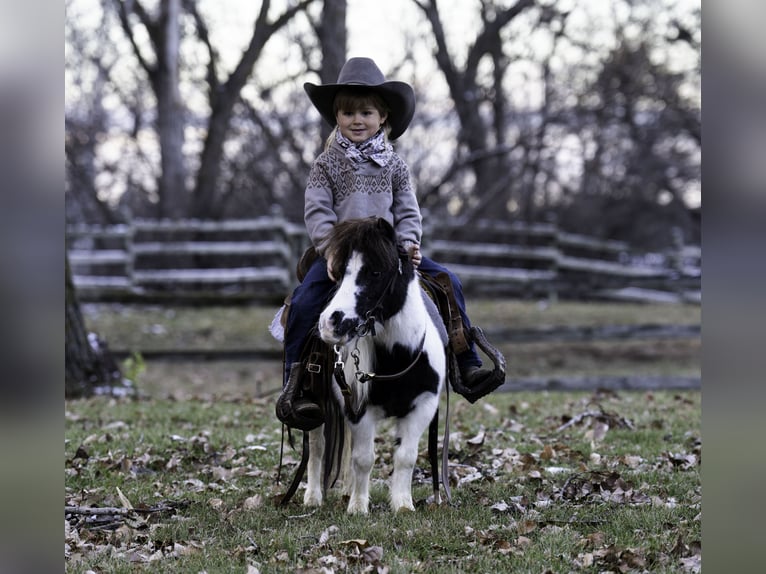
[325,217,402,279]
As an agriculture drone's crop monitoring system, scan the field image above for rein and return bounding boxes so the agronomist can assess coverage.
[332,330,426,421]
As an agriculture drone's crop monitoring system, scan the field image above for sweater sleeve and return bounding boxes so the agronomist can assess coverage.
[390,155,422,247]
[303,157,337,256]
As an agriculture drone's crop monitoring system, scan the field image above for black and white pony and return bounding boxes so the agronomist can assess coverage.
[307,217,448,514]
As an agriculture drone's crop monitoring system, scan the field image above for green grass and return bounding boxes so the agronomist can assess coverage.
[68,301,700,571]
[65,389,700,573]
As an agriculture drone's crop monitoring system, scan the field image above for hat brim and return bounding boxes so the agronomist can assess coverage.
[304,81,415,141]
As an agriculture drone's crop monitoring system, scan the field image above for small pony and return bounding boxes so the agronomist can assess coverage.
[303,217,448,514]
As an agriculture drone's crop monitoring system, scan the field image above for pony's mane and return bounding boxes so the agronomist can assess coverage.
[326,218,399,278]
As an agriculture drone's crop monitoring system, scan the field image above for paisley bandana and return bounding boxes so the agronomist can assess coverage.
[336,129,393,167]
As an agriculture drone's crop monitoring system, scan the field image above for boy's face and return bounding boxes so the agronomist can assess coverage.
[335,104,388,144]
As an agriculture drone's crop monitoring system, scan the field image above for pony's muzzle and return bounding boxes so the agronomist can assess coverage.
[319,310,357,344]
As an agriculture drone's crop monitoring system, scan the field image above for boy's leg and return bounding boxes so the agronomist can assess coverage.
[283,257,335,384]
[276,257,334,430]
[418,257,481,370]
[418,257,505,398]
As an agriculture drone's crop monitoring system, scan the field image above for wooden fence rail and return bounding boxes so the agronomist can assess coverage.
[66,218,700,304]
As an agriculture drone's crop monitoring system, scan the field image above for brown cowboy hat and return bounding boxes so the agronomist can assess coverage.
[304,57,415,140]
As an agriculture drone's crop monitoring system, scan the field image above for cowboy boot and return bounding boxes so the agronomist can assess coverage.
[453,327,507,404]
[276,362,324,431]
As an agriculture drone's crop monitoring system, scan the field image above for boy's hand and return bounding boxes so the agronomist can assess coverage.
[408,244,422,268]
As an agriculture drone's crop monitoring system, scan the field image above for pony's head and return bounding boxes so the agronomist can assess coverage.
[318,217,414,345]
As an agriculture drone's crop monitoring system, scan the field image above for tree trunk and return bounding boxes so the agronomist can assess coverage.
[416,0,535,221]
[155,0,188,218]
[191,0,317,218]
[65,256,121,398]
[317,0,347,143]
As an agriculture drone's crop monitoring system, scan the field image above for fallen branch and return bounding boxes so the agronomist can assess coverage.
[65,500,185,516]
[65,506,131,516]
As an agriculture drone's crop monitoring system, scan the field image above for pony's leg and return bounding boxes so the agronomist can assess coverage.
[347,418,375,514]
[340,421,354,499]
[390,398,438,512]
[303,427,324,507]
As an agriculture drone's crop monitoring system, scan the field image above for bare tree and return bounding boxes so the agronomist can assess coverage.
[185,0,316,218]
[413,0,536,221]
[556,3,700,248]
[114,0,188,218]
[65,256,122,398]
[111,0,316,219]
[313,0,347,144]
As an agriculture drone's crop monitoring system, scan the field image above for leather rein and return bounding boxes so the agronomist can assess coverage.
[332,328,426,422]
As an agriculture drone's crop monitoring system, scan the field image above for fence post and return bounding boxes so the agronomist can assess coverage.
[548,222,560,305]
[124,220,136,293]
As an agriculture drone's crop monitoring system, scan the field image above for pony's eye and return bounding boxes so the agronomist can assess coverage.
[371,270,382,278]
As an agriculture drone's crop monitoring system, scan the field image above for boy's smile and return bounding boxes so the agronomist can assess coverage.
[336,106,388,143]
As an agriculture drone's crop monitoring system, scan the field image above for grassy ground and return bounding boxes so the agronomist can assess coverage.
[66,300,701,572]
[65,389,700,573]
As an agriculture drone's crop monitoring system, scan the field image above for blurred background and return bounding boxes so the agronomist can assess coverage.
[65,0,700,249]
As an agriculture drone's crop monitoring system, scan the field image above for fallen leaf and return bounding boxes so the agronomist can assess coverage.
[517,520,537,534]
[243,495,263,510]
[467,431,485,446]
[540,444,555,460]
[515,535,533,549]
[490,501,509,513]
[116,486,134,510]
[341,538,368,547]
[362,545,383,563]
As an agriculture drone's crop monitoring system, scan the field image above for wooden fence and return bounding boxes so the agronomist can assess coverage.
[66,218,700,304]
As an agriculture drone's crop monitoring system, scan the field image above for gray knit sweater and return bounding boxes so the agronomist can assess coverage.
[304,138,422,256]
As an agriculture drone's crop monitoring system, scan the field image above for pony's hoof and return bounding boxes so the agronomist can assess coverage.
[347,498,369,515]
[391,499,415,513]
[303,491,323,507]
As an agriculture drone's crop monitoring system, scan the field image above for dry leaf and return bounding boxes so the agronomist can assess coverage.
[243,495,263,510]
[517,520,537,534]
[491,501,510,513]
[341,538,368,547]
[362,545,383,563]
[515,535,533,549]
[116,486,134,510]
[467,431,485,446]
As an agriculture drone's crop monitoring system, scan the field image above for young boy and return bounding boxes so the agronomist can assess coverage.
[278,58,504,422]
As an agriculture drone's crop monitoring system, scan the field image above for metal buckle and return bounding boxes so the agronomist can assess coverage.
[307,363,321,373]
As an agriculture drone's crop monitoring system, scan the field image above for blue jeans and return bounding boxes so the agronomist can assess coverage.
[283,255,483,384]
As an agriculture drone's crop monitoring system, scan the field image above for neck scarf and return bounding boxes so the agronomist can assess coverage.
[336,129,393,167]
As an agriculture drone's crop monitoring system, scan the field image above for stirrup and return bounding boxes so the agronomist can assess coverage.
[450,326,506,404]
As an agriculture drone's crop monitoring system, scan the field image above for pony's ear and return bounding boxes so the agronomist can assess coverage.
[375,217,396,240]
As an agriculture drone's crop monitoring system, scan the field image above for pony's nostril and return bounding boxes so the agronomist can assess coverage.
[330,310,357,337]
[330,310,344,331]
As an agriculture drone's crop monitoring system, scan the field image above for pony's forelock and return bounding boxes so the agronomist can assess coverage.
[327,218,399,274]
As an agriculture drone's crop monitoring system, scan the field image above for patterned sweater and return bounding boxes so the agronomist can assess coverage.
[304,138,422,256]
